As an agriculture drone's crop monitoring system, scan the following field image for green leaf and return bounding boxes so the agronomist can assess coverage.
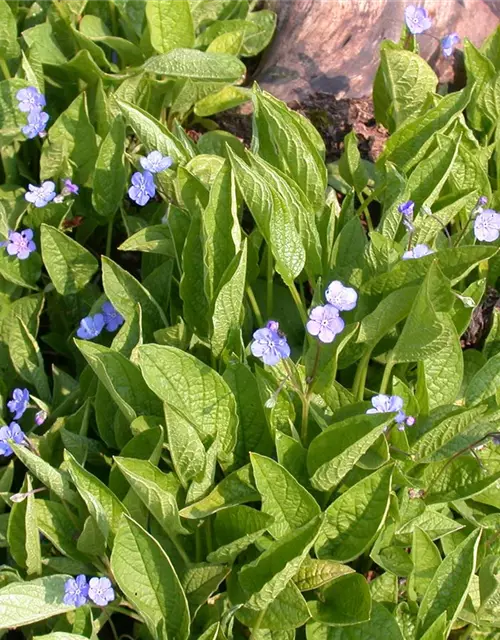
[25,477,41,577]
[207,505,273,564]
[417,529,481,636]
[0,246,41,289]
[9,317,50,401]
[118,224,176,256]
[114,457,187,537]
[164,403,206,489]
[294,558,354,592]
[111,515,190,640]
[395,508,462,545]
[338,131,368,193]
[315,465,393,562]
[117,99,188,163]
[464,38,496,130]
[181,562,229,614]
[92,116,127,218]
[357,286,418,347]
[65,450,127,545]
[329,216,367,287]
[307,414,391,492]
[409,527,442,597]
[194,85,250,116]
[0,0,20,60]
[144,49,245,83]
[309,573,371,626]
[306,602,404,639]
[0,575,74,630]
[251,453,320,539]
[35,499,87,563]
[40,224,98,296]
[465,350,500,405]
[138,345,238,464]
[239,516,322,609]
[234,582,310,631]
[180,465,259,519]
[145,0,195,54]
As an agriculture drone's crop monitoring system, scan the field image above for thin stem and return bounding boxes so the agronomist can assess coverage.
[165,211,182,277]
[288,282,308,325]
[105,216,114,258]
[251,607,268,639]
[0,58,11,80]
[357,192,374,233]
[109,0,118,36]
[301,394,311,446]
[247,285,263,326]
[354,184,385,218]
[266,250,273,318]
[379,357,394,394]
[352,346,373,402]
[308,341,322,384]
[106,611,119,640]
[195,526,202,563]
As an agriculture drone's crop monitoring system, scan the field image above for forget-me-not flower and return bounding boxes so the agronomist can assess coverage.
[398,200,415,218]
[77,314,105,340]
[325,281,358,311]
[7,388,30,420]
[402,243,434,260]
[441,33,460,57]
[25,181,56,208]
[35,410,47,426]
[102,301,124,332]
[63,179,79,195]
[366,394,406,425]
[63,575,89,607]
[88,577,115,606]
[251,321,290,366]
[2,229,36,260]
[474,209,500,242]
[22,109,49,139]
[405,5,432,34]
[140,151,173,174]
[16,86,46,113]
[0,423,25,457]
[128,170,156,206]
[306,304,345,343]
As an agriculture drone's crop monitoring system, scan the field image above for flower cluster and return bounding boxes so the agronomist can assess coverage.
[63,575,115,608]
[366,394,415,431]
[1,388,45,456]
[306,281,357,344]
[25,178,79,209]
[128,151,173,206]
[0,228,36,260]
[0,423,25,457]
[404,6,460,58]
[77,301,124,340]
[250,320,291,366]
[16,86,49,139]
[7,388,29,420]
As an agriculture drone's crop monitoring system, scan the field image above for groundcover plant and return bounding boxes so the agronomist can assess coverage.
[1,1,500,639]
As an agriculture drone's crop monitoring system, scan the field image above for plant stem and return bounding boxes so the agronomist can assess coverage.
[301,393,311,446]
[288,282,308,325]
[247,285,263,326]
[0,58,11,80]
[352,346,373,401]
[309,341,322,384]
[379,356,394,394]
[105,216,114,258]
[251,607,268,639]
[107,611,119,640]
[266,250,273,318]
[357,192,374,233]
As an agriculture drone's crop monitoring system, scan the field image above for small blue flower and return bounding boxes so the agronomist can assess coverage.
[366,394,404,423]
[25,181,56,208]
[77,314,105,340]
[306,304,345,344]
[16,86,46,113]
[0,423,25,457]
[474,209,500,242]
[251,321,290,366]
[21,109,49,139]
[325,280,358,311]
[402,244,434,260]
[2,229,36,260]
[35,410,47,426]
[478,196,488,207]
[398,200,415,218]
[441,33,460,57]
[63,575,89,607]
[7,388,30,420]
[128,170,156,206]
[88,577,115,606]
[140,151,173,174]
[405,5,432,34]
[63,179,79,195]
[102,301,124,332]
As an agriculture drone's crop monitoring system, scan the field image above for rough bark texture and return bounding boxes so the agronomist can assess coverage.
[258,0,500,101]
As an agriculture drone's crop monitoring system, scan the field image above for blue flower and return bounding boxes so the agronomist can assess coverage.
[63,575,89,607]
[16,87,46,113]
[128,170,156,206]
[63,179,79,195]
[35,410,47,426]
[474,209,500,242]
[251,321,290,366]
[441,33,460,57]
[366,394,405,424]
[0,423,25,457]
[7,388,29,420]
[405,5,432,34]
[402,243,434,260]
[2,229,36,260]
[88,577,115,606]
[22,109,49,139]
[76,314,105,340]
[306,304,345,343]
[140,151,173,174]
[398,200,415,218]
[102,301,124,332]
[25,181,56,208]
[325,280,358,311]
